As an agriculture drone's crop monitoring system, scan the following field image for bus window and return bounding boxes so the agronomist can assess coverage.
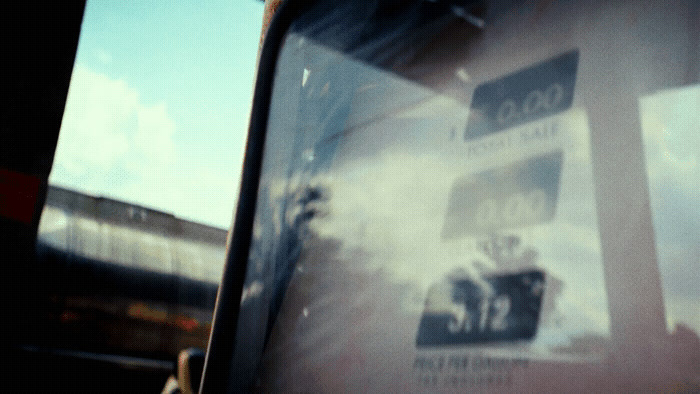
[20,1,262,391]
[205,0,700,392]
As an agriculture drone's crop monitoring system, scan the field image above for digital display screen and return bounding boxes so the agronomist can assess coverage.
[442,150,563,238]
[416,270,545,346]
[464,50,579,140]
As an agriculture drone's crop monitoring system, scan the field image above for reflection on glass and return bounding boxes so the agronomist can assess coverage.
[235,34,612,390]
[640,86,700,333]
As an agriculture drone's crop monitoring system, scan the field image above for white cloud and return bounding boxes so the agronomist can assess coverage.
[257,107,610,348]
[51,65,238,229]
[51,64,177,210]
[122,164,238,229]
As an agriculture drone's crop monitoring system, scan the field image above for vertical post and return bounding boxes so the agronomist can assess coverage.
[582,0,692,382]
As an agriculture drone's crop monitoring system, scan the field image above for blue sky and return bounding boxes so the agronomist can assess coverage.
[50,0,265,228]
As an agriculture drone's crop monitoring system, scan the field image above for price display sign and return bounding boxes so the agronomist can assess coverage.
[416,270,545,346]
[465,50,579,140]
[442,151,563,238]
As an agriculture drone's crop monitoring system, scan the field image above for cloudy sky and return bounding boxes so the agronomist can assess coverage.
[50,0,265,229]
[640,86,700,332]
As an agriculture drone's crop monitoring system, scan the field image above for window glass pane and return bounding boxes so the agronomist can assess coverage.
[640,86,700,333]
[231,1,700,391]
[33,0,263,365]
[238,34,608,382]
